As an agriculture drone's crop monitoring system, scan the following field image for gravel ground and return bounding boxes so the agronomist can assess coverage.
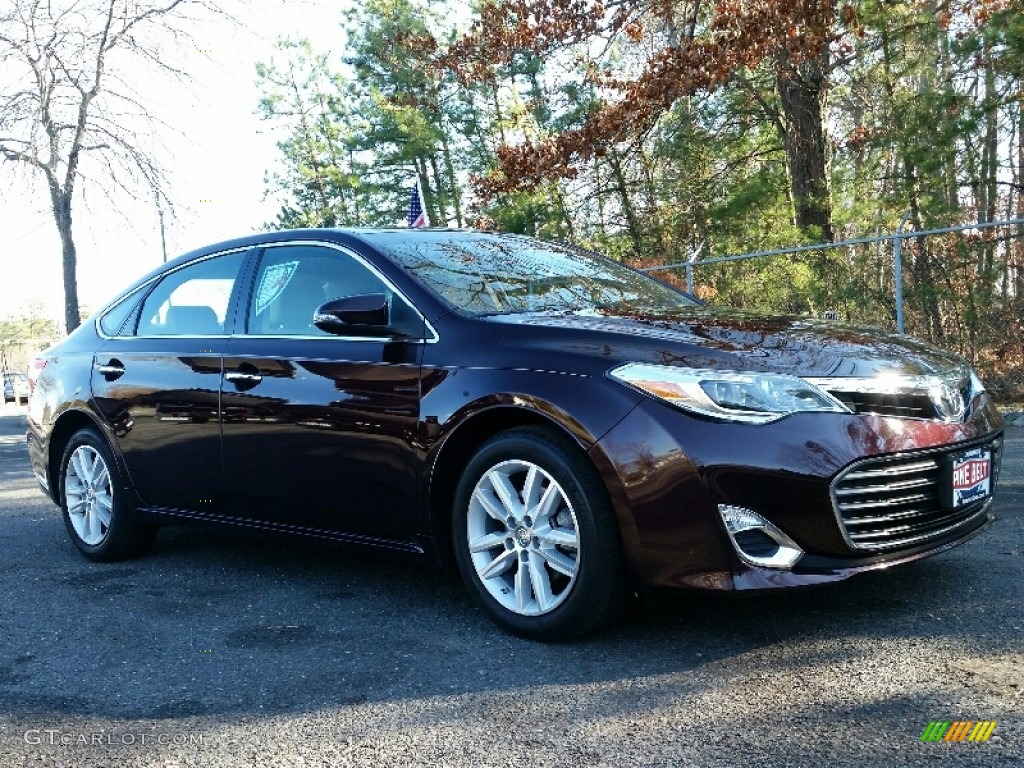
[0,403,1020,767]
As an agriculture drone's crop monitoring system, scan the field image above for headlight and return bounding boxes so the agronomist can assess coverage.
[609,363,850,424]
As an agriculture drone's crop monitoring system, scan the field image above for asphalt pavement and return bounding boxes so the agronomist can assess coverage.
[0,402,1020,767]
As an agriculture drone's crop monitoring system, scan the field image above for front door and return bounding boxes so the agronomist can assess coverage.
[219,243,425,542]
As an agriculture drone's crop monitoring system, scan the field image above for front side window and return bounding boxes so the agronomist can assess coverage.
[136,252,245,336]
[247,244,421,337]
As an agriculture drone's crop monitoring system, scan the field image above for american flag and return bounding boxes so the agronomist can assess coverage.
[407,183,428,228]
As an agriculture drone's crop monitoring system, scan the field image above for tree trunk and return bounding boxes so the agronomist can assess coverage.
[906,160,944,344]
[50,187,81,334]
[775,50,834,242]
[553,183,576,241]
[1017,73,1024,302]
[428,154,447,225]
[933,7,960,212]
[439,132,463,227]
[317,96,349,223]
[980,41,998,277]
[415,157,435,224]
[608,151,643,257]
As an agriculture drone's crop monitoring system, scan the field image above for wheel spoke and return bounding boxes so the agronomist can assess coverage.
[527,551,554,612]
[521,465,543,514]
[486,469,522,520]
[469,531,508,553]
[534,525,578,549]
[70,450,90,485]
[84,503,100,542]
[537,546,577,578]
[532,483,562,526]
[473,486,507,524]
[478,548,516,580]
[65,478,87,508]
[94,492,113,529]
[92,463,110,495]
[83,450,99,485]
[514,556,531,613]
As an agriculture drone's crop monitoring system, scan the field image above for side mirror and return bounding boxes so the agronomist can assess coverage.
[313,293,396,337]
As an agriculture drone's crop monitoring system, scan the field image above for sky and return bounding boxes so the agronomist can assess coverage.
[0,1,351,324]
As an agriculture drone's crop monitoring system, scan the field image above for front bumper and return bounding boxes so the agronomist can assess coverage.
[591,393,1004,591]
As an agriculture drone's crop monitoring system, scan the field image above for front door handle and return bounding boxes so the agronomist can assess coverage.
[224,371,262,384]
[224,363,263,389]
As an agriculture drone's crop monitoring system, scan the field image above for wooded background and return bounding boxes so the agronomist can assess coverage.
[189,2,1024,399]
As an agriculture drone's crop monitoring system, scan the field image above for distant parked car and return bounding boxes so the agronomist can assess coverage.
[25,228,1005,640]
[3,372,29,404]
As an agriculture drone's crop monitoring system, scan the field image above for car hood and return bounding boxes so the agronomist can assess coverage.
[487,307,970,379]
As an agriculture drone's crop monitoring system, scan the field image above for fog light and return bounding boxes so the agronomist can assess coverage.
[718,505,803,569]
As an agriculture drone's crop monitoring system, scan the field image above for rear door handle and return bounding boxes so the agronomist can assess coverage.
[97,360,125,380]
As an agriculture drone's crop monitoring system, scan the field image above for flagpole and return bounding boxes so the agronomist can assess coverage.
[407,173,430,228]
[416,175,430,227]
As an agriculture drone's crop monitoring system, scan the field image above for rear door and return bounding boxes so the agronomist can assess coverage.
[91,249,248,511]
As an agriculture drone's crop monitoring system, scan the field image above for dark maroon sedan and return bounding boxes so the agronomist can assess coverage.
[26,229,1004,640]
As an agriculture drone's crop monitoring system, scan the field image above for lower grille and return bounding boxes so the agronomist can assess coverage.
[832,439,1000,551]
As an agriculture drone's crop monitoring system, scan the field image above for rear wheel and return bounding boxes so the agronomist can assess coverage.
[60,428,156,561]
[453,426,626,641]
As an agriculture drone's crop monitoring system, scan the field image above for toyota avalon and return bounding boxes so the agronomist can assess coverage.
[26,229,1004,640]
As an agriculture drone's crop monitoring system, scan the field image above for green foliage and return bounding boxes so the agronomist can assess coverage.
[253,0,1024,395]
[0,301,60,347]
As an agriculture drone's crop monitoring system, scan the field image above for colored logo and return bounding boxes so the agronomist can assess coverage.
[952,459,990,490]
[951,448,991,507]
[920,721,997,742]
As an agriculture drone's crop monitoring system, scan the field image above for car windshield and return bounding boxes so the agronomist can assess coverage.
[365,231,700,316]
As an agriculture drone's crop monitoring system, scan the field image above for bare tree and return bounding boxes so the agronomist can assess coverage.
[0,0,215,333]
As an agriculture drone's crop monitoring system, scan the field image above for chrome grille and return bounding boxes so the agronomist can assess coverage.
[832,443,997,551]
[807,373,973,422]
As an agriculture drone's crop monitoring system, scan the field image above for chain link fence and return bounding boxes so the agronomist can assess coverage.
[640,218,1024,401]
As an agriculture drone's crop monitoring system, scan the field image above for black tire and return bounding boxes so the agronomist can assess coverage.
[59,428,156,561]
[452,426,626,641]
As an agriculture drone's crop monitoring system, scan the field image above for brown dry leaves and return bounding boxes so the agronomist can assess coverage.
[442,0,839,198]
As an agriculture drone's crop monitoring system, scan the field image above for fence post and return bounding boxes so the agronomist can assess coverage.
[685,241,704,294]
[893,210,911,334]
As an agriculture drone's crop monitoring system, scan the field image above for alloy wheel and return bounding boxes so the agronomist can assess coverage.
[65,444,113,546]
[466,459,580,616]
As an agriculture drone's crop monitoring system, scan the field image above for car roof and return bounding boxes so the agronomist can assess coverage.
[93,227,510,319]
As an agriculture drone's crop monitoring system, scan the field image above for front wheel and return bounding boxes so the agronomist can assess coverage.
[453,427,626,641]
[59,428,156,561]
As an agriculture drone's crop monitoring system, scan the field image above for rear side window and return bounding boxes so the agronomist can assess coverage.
[98,289,145,336]
[135,252,245,336]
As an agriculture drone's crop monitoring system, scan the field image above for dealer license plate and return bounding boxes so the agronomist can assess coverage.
[950,448,991,508]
